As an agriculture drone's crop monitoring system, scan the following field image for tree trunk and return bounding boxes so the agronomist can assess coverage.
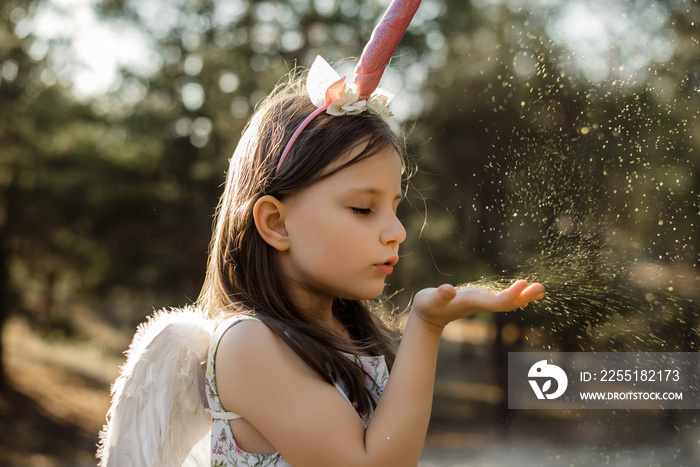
[0,240,9,388]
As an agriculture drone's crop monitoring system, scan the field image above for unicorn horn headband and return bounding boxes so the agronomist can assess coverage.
[275,0,422,174]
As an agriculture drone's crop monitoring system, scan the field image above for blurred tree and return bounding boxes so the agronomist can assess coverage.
[0,0,108,384]
[405,0,698,352]
[0,0,59,385]
[1,0,697,391]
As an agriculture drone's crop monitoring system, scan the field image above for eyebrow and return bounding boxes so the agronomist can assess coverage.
[346,187,403,201]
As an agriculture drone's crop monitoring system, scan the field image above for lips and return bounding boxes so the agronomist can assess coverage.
[375,255,399,275]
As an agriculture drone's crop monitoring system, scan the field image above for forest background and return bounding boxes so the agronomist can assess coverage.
[0,0,698,465]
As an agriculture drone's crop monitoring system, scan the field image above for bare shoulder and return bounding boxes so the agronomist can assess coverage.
[217,318,279,358]
[214,318,369,465]
[215,318,298,374]
[215,318,320,410]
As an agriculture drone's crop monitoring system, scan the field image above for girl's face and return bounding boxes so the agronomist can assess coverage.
[278,143,406,310]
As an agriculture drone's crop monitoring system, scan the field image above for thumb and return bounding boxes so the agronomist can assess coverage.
[415,284,456,312]
[436,283,457,302]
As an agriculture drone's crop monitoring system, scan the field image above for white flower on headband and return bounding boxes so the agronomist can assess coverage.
[306,56,393,118]
[327,82,367,116]
[276,0,419,174]
[367,93,394,118]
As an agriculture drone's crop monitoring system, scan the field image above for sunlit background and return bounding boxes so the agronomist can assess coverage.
[0,0,698,465]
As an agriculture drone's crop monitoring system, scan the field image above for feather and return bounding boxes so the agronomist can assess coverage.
[97,306,216,467]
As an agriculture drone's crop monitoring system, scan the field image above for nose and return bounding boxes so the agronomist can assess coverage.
[381,212,407,246]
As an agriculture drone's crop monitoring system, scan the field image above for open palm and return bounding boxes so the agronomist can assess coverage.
[413,280,545,329]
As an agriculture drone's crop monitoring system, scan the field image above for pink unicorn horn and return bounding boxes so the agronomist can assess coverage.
[354,0,422,100]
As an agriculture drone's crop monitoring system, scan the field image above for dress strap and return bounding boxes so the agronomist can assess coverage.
[209,408,242,420]
[216,314,261,334]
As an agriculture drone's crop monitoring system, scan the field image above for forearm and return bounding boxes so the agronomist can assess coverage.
[363,311,443,465]
[358,280,546,465]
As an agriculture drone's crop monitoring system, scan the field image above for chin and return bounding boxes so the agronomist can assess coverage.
[341,294,382,302]
[342,285,386,301]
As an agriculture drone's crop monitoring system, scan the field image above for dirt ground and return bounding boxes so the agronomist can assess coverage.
[0,314,124,467]
[1,314,698,467]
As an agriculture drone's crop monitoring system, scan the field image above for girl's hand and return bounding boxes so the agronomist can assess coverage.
[412,280,545,331]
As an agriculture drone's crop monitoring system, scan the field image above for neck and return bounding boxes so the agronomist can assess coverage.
[288,288,353,343]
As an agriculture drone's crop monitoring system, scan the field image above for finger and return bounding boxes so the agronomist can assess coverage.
[496,280,547,310]
[497,280,529,301]
[519,282,545,301]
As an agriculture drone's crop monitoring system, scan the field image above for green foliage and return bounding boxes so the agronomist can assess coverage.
[2,0,697,353]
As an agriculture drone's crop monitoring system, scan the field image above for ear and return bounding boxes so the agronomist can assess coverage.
[253,195,290,252]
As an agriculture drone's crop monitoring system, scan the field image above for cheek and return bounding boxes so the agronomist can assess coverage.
[332,224,374,259]
[299,215,349,255]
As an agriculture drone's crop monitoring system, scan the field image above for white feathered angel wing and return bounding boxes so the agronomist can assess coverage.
[97,306,216,467]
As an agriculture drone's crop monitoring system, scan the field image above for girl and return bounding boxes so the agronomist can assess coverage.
[97,2,544,465]
[195,67,545,466]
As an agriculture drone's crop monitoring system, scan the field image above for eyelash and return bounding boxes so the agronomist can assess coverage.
[351,207,373,215]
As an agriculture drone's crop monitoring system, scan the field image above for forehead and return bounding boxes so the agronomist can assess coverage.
[284,146,403,212]
[323,145,403,188]
[320,136,402,177]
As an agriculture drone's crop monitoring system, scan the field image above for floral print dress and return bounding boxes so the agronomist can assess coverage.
[205,315,390,467]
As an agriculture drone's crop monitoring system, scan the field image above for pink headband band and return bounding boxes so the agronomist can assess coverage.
[275,0,421,174]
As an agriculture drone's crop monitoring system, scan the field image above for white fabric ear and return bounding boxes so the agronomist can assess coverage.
[373,87,394,104]
[306,56,342,108]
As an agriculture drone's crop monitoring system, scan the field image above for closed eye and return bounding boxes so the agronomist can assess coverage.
[351,207,372,215]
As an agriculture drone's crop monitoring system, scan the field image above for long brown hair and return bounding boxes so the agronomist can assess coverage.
[197,69,405,415]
